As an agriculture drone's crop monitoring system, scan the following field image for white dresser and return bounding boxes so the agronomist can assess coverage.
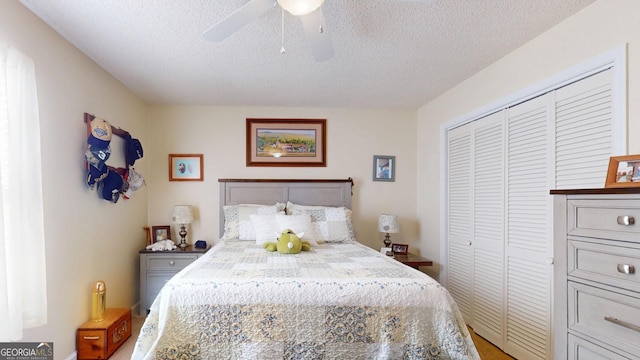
[552,189,640,359]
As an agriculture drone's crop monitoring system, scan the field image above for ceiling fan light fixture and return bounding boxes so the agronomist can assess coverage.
[277,0,324,16]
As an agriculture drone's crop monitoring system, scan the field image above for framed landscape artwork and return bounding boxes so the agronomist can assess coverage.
[246,118,326,167]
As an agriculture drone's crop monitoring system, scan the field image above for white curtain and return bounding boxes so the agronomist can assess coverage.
[0,44,47,341]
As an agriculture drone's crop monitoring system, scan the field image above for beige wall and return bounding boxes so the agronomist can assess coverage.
[146,106,419,252]
[1,1,148,358]
[417,0,640,281]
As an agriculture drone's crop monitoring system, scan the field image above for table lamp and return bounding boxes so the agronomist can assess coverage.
[378,214,399,248]
[172,205,194,248]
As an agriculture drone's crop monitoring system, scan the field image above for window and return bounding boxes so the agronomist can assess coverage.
[0,45,47,341]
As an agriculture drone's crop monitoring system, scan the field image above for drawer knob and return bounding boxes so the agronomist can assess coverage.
[617,264,635,274]
[467,241,472,246]
[604,316,640,333]
[616,215,635,226]
[169,261,175,266]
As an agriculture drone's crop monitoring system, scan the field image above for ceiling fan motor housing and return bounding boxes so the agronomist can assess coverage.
[277,0,325,16]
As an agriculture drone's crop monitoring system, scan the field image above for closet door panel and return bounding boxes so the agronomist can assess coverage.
[447,124,473,323]
[555,68,613,189]
[472,112,505,346]
[505,94,553,360]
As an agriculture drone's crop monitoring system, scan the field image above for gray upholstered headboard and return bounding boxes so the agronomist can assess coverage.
[218,178,354,238]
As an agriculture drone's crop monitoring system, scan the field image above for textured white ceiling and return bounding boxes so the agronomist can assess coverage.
[18,0,596,109]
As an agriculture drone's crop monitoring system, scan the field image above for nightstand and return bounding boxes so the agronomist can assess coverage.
[393,253,433,269]
[139,245,209,316]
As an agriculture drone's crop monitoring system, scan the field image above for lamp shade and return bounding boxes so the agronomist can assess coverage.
[378,214,399,234]
[277,0,324,16]
[172,205,194,224]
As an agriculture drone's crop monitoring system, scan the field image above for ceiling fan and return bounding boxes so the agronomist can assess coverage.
[202,0,436,62]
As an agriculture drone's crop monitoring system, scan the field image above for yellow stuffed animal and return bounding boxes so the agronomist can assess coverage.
[263,229,311,254]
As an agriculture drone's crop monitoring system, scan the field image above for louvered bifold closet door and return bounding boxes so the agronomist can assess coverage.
[555,68,613,189]
[472,112,505,348]
[446,124,474,324]
[505,93,554,360]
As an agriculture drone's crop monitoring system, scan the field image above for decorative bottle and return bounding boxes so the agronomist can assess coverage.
[91,281,106,322]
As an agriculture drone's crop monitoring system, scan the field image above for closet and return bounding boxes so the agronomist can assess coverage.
[446,68,617,360]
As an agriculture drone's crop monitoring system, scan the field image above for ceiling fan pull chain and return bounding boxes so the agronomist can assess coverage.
[319,9,324,34]
[280,8,286,54]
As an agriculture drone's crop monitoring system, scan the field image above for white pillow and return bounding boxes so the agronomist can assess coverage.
[275,214,317,245]
[250,214,280,245]
[285,202,355,243]
[222,203,285,240]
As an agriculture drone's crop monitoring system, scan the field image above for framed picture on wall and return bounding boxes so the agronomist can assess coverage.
[169,154,203,181]
[373,155,395,182]
[246,118,326,167]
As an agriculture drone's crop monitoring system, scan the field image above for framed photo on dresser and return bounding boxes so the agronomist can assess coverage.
[151,225,171,242]
[605,154,640,188]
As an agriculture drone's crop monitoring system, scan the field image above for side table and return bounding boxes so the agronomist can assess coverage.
[139,244,210,316]
[394,253,433,269]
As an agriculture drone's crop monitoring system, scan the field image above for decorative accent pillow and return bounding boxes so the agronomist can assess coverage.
[286,202,355,243]
[221,203,285,240]
[275,214,317,245]
[250,214,279,245]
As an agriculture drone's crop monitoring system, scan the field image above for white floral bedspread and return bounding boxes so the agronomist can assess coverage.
[132,241,480,359]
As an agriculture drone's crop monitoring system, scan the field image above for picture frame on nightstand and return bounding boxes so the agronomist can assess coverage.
[391,243,408,255]
[151,225,171,242]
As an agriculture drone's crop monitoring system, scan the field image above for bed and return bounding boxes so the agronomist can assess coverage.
[132,179,479,359]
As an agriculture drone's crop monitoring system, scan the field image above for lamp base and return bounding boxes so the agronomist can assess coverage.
[178,225,188,248]
[383,233,392,248]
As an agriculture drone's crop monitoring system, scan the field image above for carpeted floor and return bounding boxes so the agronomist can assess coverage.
[110,317,514,359]
[109,315,145,360]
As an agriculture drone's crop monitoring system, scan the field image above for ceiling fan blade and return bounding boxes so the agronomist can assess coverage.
[202,0,276,42]
[300,7,334,62]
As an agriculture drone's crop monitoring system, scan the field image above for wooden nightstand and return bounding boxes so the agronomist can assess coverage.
[394,253,433,269]
[139,245,209,316]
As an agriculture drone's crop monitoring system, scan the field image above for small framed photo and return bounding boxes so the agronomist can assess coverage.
[151,225,171,242]
[391,243,408,255]
[605,155,640,188]
[169,154,203,181]
[373,155,395,182]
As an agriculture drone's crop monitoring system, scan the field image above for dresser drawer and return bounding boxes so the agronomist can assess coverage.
[568,334,633,360]
[569,282,640,356]
[146,273,175,309]
[568,238,640,292]
[568,199,640,242]
[146,254,198,271]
